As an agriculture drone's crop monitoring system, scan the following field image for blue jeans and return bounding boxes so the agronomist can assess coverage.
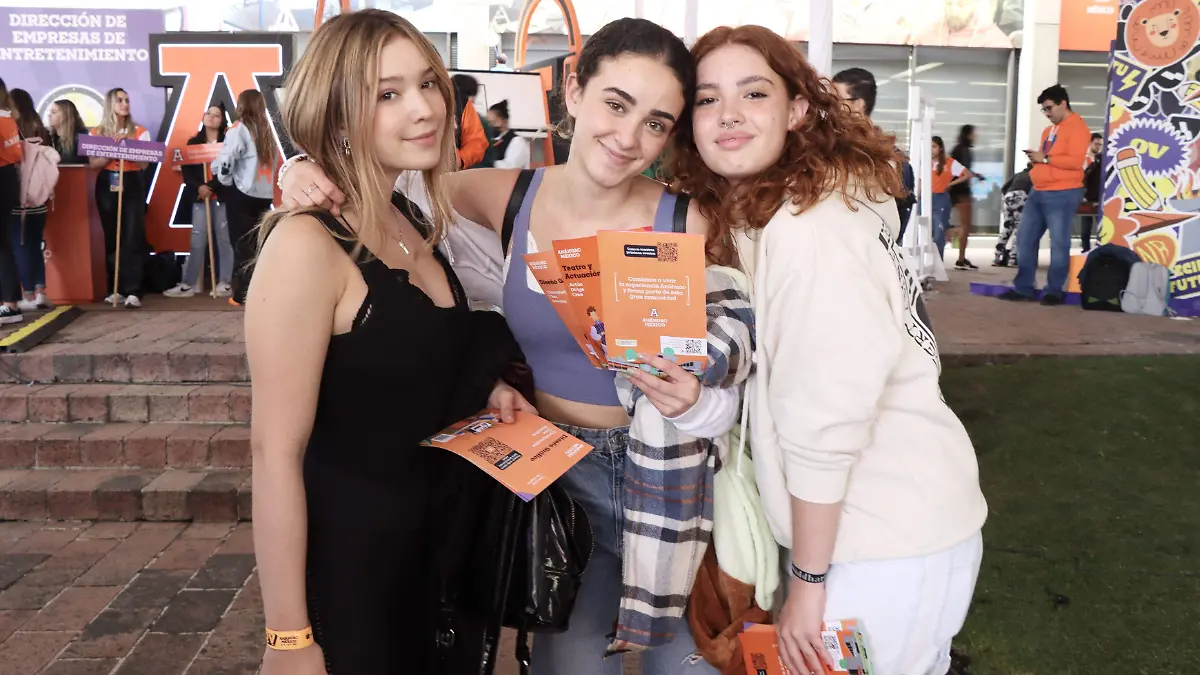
[1013,187,1084,298]
[183,201,233,287]
[532,425,715,675]
[10,211,46,291]
[931,192,951,260]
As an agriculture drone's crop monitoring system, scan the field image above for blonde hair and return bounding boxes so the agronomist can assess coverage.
[235,89,276,173]
[96,88,138,138]
[259,9,457,256]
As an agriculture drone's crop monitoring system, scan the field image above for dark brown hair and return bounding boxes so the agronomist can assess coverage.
[668,26,905,266]
[235,89,275,172]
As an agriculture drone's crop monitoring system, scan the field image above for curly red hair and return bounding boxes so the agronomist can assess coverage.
[668,26,905,266]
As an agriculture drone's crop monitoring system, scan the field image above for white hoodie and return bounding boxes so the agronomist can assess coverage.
[737,186,987,564]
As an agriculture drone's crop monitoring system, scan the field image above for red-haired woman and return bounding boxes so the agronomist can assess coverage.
[669,26,987,675]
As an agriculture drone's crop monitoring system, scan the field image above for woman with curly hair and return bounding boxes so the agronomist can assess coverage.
[669,26,987,675]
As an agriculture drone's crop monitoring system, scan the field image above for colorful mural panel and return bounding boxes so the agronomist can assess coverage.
[1101,0,1200,312]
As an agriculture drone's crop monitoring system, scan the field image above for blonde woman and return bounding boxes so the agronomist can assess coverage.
[211,89,275,305]
[247,9,532,675]
[89,88,150,308]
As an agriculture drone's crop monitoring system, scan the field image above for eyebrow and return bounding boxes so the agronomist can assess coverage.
[379,68,436,86]
[603,86,677,123]
[697,75,776,91]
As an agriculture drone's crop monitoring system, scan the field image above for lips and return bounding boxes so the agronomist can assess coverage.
[405,131,437,146]
[716,133,753,150]
[598,141,634,164]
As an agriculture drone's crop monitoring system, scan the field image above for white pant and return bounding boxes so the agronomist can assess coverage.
[786,531,983,675]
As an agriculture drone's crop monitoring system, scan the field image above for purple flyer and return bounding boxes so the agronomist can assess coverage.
[77,133,166,163]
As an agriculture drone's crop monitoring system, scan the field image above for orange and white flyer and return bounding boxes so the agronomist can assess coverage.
[524,251,606,368]
[596,230,707,375]
[552,236,609,362]
[738,622,874,675]
[422,410,593,501]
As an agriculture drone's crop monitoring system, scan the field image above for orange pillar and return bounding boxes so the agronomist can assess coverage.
[44,167,107,305]
[313,0,353,30]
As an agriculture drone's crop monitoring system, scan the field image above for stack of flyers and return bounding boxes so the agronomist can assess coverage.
[421,410,593,501]
[737,622,873,675]
[525,229,708,377]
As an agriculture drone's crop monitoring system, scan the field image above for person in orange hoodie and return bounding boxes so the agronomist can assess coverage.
[451,74,489,169]
[0,78,26,324]
[1000,84,1090,306]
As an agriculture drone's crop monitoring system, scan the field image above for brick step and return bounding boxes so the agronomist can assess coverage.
[0,342,247,384]
[0,468,250,521]
[0,422,249,470]
[0,383,250,425]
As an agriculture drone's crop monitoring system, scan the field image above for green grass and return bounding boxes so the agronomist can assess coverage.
[943,356,1200,675]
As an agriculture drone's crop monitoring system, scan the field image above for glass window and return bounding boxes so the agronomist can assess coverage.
[914,45,1011,229]
[1057,51,1110,140]
[830,44,914,151]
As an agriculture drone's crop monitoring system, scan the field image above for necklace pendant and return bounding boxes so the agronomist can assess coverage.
[397,239,410,255]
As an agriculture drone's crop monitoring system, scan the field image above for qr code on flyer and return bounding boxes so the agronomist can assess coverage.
[656,242,678,262]
[661,335,706,356]
[469,437,522,470]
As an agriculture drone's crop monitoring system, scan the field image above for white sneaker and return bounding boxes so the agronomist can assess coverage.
[124,295,142,309]
[214,283,232,298]
[17,294,50,312]
[104,293,125,304]
[0,306,23,325]
[163,284,197,298]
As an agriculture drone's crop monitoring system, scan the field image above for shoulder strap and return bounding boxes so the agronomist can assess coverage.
[502,169,536,256]
[671,193,690,234]
[303,209,361,260]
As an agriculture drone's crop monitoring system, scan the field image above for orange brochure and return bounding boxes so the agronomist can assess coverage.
[422,410,593,501]
[523,251,606,368]
[552,235,610,362]
[596,230,708,375]
[738,622,874,675]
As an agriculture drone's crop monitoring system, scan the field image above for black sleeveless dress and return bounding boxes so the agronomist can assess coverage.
[300,193,521,673]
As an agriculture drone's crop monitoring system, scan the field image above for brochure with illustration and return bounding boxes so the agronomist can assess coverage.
[596,230,707,375]
[422,410,593,501]
[524,251,606,368]
[738,622,874,675]
[551,235,610,363]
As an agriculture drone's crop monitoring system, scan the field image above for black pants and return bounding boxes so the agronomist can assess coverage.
[224,189,272,304]
[95,170,148,297]
[1081,214,1096,252]
[0,165,23,304]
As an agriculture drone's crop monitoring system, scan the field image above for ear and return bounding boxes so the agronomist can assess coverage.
[564,73,584,119]
[787,96,810,130]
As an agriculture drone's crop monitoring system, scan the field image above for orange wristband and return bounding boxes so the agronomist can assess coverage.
[265,626,314,650]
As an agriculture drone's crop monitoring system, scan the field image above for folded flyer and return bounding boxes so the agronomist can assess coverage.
[525,229,707,376]
[738,622,873,675]
[422,410,593,501]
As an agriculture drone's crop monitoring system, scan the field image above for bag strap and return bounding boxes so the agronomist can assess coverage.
[671,193,690,233]
[515,627,531,675]
[502,169,536,256]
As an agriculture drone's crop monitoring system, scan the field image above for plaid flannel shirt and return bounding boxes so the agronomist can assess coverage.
[609,265,755,654]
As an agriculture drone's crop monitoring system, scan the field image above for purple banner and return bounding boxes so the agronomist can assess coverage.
[0,8,166,140]
[77,134,165,163]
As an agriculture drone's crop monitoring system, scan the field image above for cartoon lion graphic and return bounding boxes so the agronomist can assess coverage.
[1128,0,1200,67]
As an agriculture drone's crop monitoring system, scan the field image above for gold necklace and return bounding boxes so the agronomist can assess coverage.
[396,235,410,256]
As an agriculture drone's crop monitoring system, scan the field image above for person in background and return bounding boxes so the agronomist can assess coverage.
[0,79,25,324]
[1080,132,1103,253]
[8,89,54,311]
[48,99,87,164]
[491,52,514,72]
[90,87,151,309]
[832,67,916,238]
[1001,83,1090,306]
[993,163,1032,267]
[483,100,530,169]
[212,89,276,307]
[948,124,979,270]
[930,135,973,262]
[450,74,489,169]
[165,104,234,299]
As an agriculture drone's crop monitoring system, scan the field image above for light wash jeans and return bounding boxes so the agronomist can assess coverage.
[532,425,716,675]
[1013,187,1084,298]
[183,201,233,288]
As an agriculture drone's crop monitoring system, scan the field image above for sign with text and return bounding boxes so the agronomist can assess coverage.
[0,8,165,137]
[78,134,166,163]
[169,143,223,171]
[1060,0,1121,51]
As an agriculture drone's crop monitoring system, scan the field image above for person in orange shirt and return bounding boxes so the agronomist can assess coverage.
[1000,84,1090,306]
[88,88,152,309]
[0,78,26,324]
[929,135,974,261]
[451,74,489,169]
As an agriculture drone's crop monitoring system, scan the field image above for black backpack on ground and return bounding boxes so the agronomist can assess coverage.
[144,250,183,294]
[1077,244,1140,311]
